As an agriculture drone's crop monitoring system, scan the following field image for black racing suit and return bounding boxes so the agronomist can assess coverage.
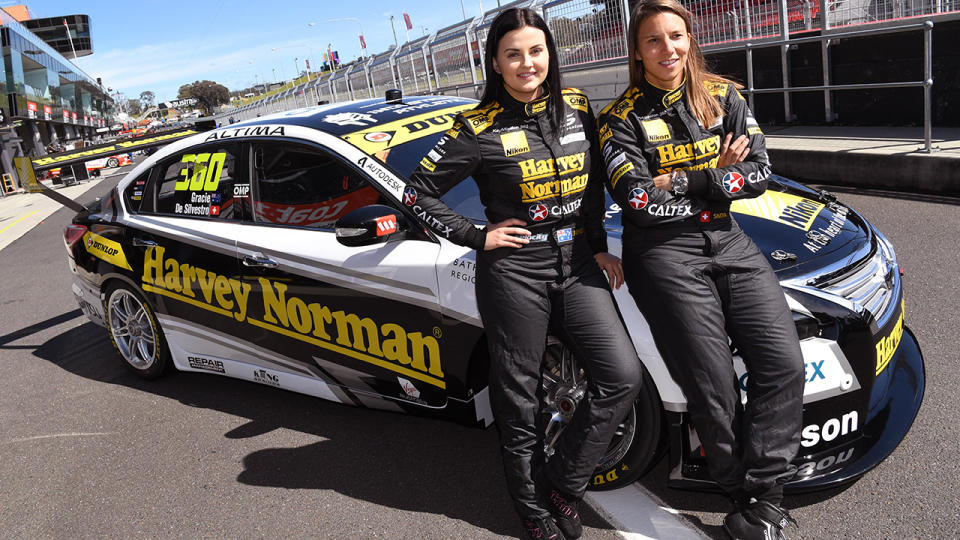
[598,78,805,504]
[406,88,642,519]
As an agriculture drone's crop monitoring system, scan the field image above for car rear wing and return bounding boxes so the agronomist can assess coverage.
[30,123,213,173]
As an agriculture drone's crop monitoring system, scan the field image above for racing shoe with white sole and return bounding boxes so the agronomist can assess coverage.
[723,500,799,540]
[521,516,566,540]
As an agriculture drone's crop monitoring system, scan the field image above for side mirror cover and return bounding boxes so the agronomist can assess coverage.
[335,204,407,247]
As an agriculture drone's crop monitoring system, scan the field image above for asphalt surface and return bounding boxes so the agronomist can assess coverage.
[0,166,625,538]
[1,161,957,538]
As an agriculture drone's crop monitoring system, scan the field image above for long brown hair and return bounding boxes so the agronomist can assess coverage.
[627,0,736,128]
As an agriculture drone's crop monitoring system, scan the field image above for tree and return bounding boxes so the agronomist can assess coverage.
[177,80,230,116]
[126,98,142,116]
[139,90,155,110]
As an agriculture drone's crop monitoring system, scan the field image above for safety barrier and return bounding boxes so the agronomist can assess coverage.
[216,0,958,127]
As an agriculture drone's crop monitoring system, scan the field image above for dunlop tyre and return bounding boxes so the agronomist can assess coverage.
[106,157,119,168]
[588,367,666,491]
[103,283,170,379]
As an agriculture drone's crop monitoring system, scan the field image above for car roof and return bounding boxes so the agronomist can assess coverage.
[228,94,478,137]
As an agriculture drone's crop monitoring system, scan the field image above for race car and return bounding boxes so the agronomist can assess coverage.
[62,94,924,493]
[49,153,133,178]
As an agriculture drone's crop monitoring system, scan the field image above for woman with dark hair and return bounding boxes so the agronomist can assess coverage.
[404,7,641,540]
[597,1,804,539]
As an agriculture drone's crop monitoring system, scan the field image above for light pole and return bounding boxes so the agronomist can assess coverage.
[389,15,398,48]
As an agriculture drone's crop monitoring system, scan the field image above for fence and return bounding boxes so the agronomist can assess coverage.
[220,0,958,134]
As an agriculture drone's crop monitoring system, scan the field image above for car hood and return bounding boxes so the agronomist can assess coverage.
[604,175,871,277]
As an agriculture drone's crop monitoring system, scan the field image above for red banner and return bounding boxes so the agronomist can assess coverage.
[403,12,412,30]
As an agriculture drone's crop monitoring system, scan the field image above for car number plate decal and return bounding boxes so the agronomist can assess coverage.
[730,191,825,231]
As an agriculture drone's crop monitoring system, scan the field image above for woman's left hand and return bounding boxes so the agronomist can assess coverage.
[652,173,672,191]
[594,252,625,290]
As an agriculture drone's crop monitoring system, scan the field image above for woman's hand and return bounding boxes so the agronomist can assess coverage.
[717,133,750,168]
[484,218,531,251]
[594,252,625,290]
[652,172,673,191]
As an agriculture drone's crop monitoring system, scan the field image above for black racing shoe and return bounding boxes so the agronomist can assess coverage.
[544,488,582,539]
[723,500,799,540]
[521,516,566,540]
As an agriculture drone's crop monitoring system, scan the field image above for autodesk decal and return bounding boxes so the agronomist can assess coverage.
[140,246,445,388]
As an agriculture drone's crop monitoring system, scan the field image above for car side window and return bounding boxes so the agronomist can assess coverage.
[151,143,245,220]
[251,141,386,229]
[122,167,154,213]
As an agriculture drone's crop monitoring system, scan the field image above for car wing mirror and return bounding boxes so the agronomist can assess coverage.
[335,204,407,247]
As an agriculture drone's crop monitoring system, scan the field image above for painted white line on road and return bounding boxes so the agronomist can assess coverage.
[586,482,706,540]
[7,431,118,443]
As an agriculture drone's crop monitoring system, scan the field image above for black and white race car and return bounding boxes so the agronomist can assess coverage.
[63,94,924,492]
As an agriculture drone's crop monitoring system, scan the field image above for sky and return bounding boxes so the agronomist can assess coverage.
[23,0,496,105]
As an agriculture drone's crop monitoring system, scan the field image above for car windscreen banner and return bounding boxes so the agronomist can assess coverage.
[30,128,198,172]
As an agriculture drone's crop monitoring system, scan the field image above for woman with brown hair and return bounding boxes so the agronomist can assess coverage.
[406,7,642,540]
[597,1,804,539]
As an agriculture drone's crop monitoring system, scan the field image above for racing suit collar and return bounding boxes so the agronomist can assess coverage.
[500,84,552,117]
[641,75,686,109]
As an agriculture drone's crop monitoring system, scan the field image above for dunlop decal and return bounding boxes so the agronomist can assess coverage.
[641,119,671,143]
[610,162,634,188]
[500,131,530,157]
[82,232,132,270]
[419,157,437,172]
[340,105,473,155]
[141,246,446,389]
[730,191,825,231]
[748,127,763,135]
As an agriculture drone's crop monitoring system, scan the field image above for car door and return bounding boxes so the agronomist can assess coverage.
[124,140,251,373]
[236,138,452,408]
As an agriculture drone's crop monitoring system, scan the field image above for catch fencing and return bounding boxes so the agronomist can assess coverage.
[220,0,958,127]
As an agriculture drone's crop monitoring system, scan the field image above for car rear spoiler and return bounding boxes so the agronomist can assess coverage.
[19,120,217,214]
[30,120,214,173]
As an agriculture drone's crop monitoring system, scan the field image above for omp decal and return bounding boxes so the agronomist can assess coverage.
[875,298,905,375]
[204,125,285,141]
[174,152,226,191]
[801,411,859,447]
[518,152,586,181]
[641,119,671,143]
[500,131,530,157]
[142,246,446,389]
[340,105,472,154]
[705,81,730,97]
[462,103,504,135]
[600,86,641,120]
[32,129,197,167]
[82,232,132,270]
[562,91,588,112]
[656,135,721,167]
[731,191,825,231]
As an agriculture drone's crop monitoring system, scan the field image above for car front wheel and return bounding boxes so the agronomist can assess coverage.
[103,283,169,378]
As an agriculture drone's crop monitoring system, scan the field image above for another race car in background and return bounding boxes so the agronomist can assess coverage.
[48,153,133,179]
[61,95,924,493]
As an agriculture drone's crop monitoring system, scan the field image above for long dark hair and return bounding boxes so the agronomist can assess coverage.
[627,0,735,128]
[479,8,563,130]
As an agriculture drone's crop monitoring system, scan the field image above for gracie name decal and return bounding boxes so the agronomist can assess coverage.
[140,246,445,388]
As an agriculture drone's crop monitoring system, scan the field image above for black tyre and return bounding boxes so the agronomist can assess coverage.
[103,283,170,379]
[106,157,119,168]
[587,366,666,490]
